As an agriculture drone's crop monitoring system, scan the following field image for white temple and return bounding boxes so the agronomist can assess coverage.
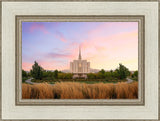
[70,46,90,79]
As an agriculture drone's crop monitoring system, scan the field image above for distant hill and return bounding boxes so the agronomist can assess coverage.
[90,68,100,73]
[61,68,101,73]
[61,69,71,73]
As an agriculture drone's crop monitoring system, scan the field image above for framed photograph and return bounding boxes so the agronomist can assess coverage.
[1,0,159,120]
[16,15,144,106]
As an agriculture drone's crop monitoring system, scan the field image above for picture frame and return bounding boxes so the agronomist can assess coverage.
[16,15,144,106]
[1,0,159,120]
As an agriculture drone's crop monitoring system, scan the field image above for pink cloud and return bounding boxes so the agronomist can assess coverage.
[36,60,69,71]
[30,23,49,34]
[47,52,72,59]
[88,22,137,37]
[22,60,69,71]
[22,62,33,71]
[55,31,67,42]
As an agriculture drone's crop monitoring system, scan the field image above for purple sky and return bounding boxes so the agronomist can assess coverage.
[22,22,138,71]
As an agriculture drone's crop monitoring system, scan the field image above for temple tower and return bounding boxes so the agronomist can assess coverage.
[70,46,90,79]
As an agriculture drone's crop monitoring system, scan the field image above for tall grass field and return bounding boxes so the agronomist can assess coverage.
[22,82,138,99]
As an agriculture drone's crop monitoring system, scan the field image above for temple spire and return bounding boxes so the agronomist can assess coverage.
[78,45,82,60]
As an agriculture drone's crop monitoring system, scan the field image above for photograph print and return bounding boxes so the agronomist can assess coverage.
[22,21,138,99]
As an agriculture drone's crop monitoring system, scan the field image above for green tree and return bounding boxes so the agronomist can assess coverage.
[105,72,112,80]
[58,71,62,73]
[22,69,28,77]
[27,72,31,77]
[132,70,138,81]
[110,70,113,73]
[30,61,43,80]
[87,73,96,79]
[58,73,65,79]
[42,70,48,78]
[95,69,105,79]
[54,70,58,79]
[133,71,138,77]
[64,73,73,79]
[47,72,55,81]
[22,70,28,82]
[112,70,120,79]
[116,64,130,79]
[99,69,105,74]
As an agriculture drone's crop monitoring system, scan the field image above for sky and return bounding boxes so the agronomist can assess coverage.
[22,22,138,71]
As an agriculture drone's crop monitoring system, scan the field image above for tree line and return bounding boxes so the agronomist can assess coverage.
[22,61,138,82]
[87,64,131,80]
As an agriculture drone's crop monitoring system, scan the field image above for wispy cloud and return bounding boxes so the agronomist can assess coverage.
[30,23,50,34]
[47,52,72,59]
[22,62,33,71]
[54,31,67,42]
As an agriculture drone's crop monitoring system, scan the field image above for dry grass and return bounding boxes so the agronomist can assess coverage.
[22,82,138,99]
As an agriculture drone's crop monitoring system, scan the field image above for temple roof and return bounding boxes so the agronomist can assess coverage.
[78,46,82,60]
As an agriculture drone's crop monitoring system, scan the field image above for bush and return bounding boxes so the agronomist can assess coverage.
[30,61,43,80]
[132,71,138,81]
[22,77,28,83]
